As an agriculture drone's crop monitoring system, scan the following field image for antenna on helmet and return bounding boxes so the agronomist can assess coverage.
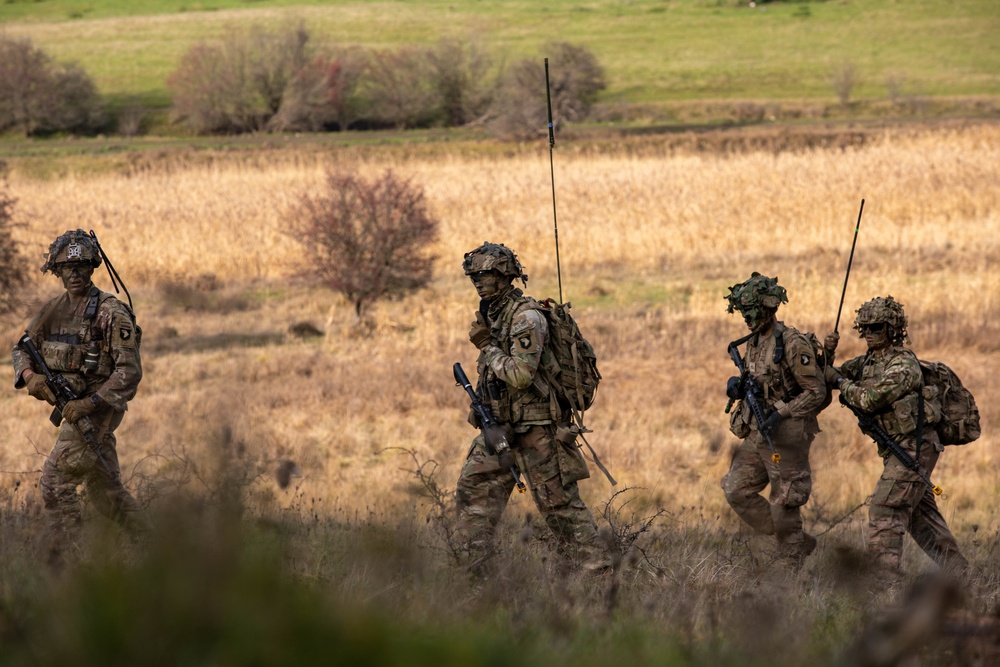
[88,230,134,311]
[544,57,564,304]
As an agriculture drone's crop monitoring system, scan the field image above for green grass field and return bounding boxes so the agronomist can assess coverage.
[2,0,999,114]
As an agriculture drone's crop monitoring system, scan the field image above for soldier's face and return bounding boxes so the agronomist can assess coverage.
[741,306,775,333]
[56,262,94,297]
[862,323,891,350]
[470,270,504,299]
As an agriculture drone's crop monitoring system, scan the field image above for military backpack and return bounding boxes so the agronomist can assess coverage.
[919,360,981,445]
[535,299,601,414]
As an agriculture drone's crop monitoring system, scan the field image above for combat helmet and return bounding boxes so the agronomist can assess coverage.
[854,295,907,343]
[462,242,528,285]
[725,272,787,314]
[41,229,103,274]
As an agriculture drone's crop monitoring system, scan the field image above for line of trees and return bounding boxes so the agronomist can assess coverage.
[0,27,607,139]
[166,24,607,138]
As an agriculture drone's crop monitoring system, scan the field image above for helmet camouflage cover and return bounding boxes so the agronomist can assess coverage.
[41,229,102,274]
[854,295,907,340]
[462,241,528,284]
[724,272,787,317]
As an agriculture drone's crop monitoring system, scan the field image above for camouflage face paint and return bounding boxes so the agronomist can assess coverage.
[57,262,94,297]
[470,270,504,300]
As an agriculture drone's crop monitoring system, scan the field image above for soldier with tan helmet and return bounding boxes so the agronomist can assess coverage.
[454,241,608,573]
[823,296,967,577]
[722,272,827,568]
[12,230,146,543]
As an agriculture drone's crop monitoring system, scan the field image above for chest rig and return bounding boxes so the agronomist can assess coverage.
[477,290,554,425]
[39,287,115,385]
[746,325,802,409]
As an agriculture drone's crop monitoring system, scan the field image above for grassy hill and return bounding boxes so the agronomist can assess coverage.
[2,0,999,124]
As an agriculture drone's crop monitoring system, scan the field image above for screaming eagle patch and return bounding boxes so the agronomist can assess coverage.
[518,334,532,350]
[800,353,811,366]
[120,326,132,341]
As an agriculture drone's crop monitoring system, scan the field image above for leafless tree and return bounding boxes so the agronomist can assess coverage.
[0,36,104,136]
[291,170,438,327]
[362,48,437,129]
[491,41,606,139]
[427,38,502,126]
[831,61,860,106]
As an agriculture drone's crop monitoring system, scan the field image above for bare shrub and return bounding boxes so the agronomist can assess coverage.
[0,162,29,318]
[831,61,860,106]
[0,35,104,136]
[361,48,437,129]
[168,22,347,134]
[493,42,607,138]
[117,100,148,137]
[491,41,606,139]
[885,71,907,105]
[427,38,502,126]
[291,170,438,326]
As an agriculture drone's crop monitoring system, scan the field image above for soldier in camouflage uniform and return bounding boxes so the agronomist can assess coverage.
[455,242,607,572]
[722,273,827,567]
[12,230,145,538]
[823,296,967,576]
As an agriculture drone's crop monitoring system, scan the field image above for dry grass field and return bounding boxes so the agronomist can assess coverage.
[1,121,998,664]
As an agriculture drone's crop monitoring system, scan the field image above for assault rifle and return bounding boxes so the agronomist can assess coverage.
[453,363,526,493]
[17,333,118,482]
[840,396,943,496]
[725,340,781,464]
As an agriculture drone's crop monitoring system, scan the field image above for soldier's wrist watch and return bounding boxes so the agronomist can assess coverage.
[90,393,103,406]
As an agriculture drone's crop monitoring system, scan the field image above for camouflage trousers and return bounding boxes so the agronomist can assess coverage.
[721,417,816,563]
[868,436,967,574]
[40,405,143,535]
[455,424,607,570]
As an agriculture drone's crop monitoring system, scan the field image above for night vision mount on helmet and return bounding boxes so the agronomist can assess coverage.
[41,229,103,274]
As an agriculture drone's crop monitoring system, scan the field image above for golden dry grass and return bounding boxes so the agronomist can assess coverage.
[2,122,998,578]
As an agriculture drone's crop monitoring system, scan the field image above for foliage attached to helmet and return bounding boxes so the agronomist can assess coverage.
[462,241,528,285]
[724,272,787,330]
[854,295,908,344]
[41,229,102,274]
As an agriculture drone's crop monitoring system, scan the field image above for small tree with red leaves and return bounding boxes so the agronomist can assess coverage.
[292,170,438,329]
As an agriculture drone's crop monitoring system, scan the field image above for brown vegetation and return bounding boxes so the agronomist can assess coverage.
[1,121,998,663]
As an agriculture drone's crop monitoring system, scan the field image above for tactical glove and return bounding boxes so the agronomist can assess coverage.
[25,373,56,405]
[497,448,515,472]
[824,331,840,359]
[726,376,745,401]
[469,312,491,350]
[759,411,782,436]
[62,395,101,423]
[822,364,842,386]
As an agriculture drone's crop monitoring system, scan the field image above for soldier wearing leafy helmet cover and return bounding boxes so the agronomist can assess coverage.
[454,242,608,573]
[822,296,967,577]
[721,272,827,567]
[12,230,146,541]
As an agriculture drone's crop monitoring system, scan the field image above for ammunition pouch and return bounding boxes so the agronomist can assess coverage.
[881,387,941,437]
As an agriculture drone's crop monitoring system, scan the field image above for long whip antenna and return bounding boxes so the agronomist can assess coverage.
[544,57,563,303]
[834,199,865,333]
[88,230,134,311]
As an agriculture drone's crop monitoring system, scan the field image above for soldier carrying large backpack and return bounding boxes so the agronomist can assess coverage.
[453,241,610,575]
[823,296,974,579]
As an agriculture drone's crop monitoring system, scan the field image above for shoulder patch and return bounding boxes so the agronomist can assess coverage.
[800,353,811,366]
